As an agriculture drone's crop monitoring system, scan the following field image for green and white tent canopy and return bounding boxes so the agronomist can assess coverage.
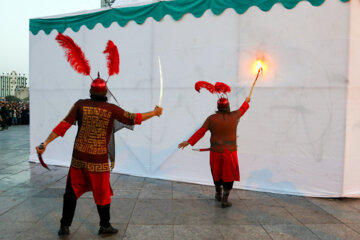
[30,0,349,34]
[29,0,360,197]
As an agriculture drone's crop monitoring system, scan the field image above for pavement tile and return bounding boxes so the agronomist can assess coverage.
[246,204,301,225]
[0,222,33,240]
[15,221,65,240]
[339,199,360,210]
[0,174,10,180]
[139,188,172,199]
[1,170,31,185]
[0,186,41,198]
[143,178,172,190]
[306,224,360,240]
[0,197,63,222]
[347,224,360,234]
[268,193,306,201]
[112,175,144,190]
[263,224,321,240]
[174,225,222,240]
[288,209,341,224]
[0,180,20,193]
[172,199,216,225]
[0,196,26,215]
[236,189,274,200]
[173,199,257,225]
[0,164,30,174]
[112,189,140,199]
[243,198,281,207]
[279,199,341,224]
[48,178,67,189]
[219,224,272,240]
[131,199,173,225]
[33,188,65,198]
[309,198,360,223]
[173,182,209,199]
[124,225,173,240]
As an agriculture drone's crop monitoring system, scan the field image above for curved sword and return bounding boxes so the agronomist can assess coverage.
[192,148,211,152]
[37,144,50,170]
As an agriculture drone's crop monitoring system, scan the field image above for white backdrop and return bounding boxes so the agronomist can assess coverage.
[30,0,357,197]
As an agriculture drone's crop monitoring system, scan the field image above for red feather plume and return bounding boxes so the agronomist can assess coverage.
[195,81,215,94]
[55,32,91,76]
[103,40,120,76]
[215,82,231,94]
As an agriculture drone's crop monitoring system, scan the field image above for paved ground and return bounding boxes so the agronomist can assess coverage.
[1,126,360,239]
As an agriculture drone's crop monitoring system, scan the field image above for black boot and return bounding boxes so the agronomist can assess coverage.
[221,188,232,208]
[98,223,118,235]
[215,186,222,202]
[58,225,70,236]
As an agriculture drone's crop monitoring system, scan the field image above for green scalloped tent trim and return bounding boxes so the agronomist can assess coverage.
[29,0,350,35]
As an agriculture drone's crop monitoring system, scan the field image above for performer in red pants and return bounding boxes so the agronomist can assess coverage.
[36,33,163,236]
[178,81,250,208]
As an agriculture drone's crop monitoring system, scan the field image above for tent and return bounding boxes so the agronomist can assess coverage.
[29,0,360,197]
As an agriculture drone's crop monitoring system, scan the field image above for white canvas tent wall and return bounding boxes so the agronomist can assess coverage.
[29,0,360,197]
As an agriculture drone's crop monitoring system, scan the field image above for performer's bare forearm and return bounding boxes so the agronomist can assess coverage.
[44,131,59,147]
[141,111,156,121]
[36,131,59,155]
[141,106,163,121]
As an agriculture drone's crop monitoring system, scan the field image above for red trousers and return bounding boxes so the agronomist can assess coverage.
[210,149,240,182]
[69,167,113,206]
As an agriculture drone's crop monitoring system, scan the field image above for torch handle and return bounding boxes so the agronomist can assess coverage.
[248,70,261,98]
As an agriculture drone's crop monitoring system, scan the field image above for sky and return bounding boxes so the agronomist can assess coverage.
[0,0,100,78]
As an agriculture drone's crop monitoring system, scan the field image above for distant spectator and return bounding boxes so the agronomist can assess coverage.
[22,105,29,124]
[12,108,18,125]
[0,101,8,130]
[0,99,29,128]
[6,104,13,126]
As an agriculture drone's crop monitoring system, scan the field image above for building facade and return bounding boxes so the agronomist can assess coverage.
[101,0,115,7]
[0,71,28,99]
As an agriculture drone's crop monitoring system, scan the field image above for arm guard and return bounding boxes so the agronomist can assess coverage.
[52,120,72,137]
[188,127,207,146]
[238,101,250,117]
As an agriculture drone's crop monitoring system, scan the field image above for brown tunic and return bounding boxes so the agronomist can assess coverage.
[63,99,137,172]
[201,109,244,152]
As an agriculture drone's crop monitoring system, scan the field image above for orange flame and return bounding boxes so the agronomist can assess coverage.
[252,60,265,75]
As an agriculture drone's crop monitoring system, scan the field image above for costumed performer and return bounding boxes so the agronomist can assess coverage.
[178,81,250,208]
[36,33,163,236]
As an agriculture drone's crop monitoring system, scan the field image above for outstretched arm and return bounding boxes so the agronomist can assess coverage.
[116,106,163,125]
[178,141,189,149]
[36,104,77,155]
[141,106,163,121]
[178,117,210,150]
[238,97,251,118]
[36,131,59,155]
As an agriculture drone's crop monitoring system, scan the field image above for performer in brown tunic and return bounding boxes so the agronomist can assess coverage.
[178,81,250,208]
[37,78,162,235]
[36,33,163,236]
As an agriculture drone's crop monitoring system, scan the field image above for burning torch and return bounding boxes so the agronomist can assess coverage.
[248,61,263,98]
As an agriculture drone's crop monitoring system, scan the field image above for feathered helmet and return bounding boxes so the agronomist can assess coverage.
[195,81,231,111]
[55,32,120,96]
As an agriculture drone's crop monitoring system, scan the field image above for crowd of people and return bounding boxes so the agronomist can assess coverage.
[0,99,29,130]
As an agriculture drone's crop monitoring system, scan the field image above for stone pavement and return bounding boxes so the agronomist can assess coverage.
[1,126,360,239]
